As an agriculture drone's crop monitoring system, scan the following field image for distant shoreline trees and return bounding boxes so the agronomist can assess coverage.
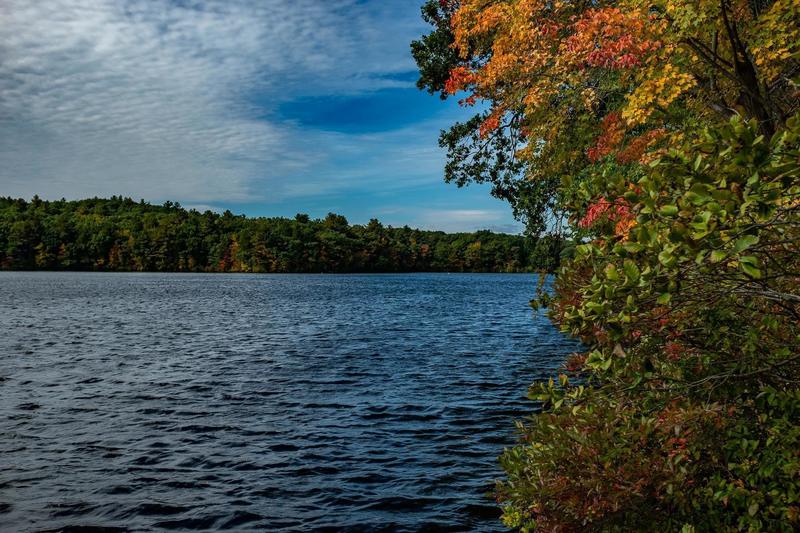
[0,196,563,273]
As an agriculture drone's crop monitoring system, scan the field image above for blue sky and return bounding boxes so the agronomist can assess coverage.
[0,0,521,233]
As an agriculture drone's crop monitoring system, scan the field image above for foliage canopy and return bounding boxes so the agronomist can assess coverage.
[0,197,559,273]
[414,0,799,529]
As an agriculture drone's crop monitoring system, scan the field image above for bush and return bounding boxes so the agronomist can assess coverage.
[498,115,800,531]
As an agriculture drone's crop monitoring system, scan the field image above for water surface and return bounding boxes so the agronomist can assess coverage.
[0,272,576,531]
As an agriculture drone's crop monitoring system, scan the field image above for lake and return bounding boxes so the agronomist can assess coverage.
[0,272,576,531]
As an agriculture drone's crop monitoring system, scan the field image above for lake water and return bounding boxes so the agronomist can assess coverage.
[0,272,576,532]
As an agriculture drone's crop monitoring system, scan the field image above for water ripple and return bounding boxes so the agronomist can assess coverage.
[0,272,578,531]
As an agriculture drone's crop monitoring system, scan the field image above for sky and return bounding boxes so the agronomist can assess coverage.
[0,0,522,233]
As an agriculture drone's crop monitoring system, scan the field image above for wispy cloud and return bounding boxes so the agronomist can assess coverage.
[0,0,518,231]
[0,1,426,201]
[374,208,523,234]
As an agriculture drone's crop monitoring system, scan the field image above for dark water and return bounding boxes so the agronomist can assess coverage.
[0,272,576,532]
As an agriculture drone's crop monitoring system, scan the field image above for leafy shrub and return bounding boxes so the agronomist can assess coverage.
[498,115,800,531]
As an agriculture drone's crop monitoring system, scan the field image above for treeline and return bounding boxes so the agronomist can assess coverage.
[0,196,562,273]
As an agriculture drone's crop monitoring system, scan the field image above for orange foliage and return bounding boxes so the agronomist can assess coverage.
[447,0,678,171]
[578,197,634,237]
[616,128,667,164]
[479,110,502,137]
[444,66,476,95]
[587,112,626,162]
[564,8,662,70]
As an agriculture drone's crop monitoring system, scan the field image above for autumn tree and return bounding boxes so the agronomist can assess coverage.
[415,0,800,529]
[413,0,799,233]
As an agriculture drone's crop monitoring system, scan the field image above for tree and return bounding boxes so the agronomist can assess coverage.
[413,0,800,233]
[415,0,800,529]
[0,197,550,274]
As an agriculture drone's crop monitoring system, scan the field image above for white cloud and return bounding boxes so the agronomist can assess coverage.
[377,208,523,234]
[0,0,430,203]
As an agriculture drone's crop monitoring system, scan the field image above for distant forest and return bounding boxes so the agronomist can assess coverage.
[0,197,563,273]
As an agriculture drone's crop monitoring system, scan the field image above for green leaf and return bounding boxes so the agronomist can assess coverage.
[695,250,707,264]
[659,205,679,217]
[623,259,640,281]
[740,260,762,279]
[733,235,759,254]
[658,250,676,267]
[657,292,672,305]
[710,250,727,263]
[605,263,620,281]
